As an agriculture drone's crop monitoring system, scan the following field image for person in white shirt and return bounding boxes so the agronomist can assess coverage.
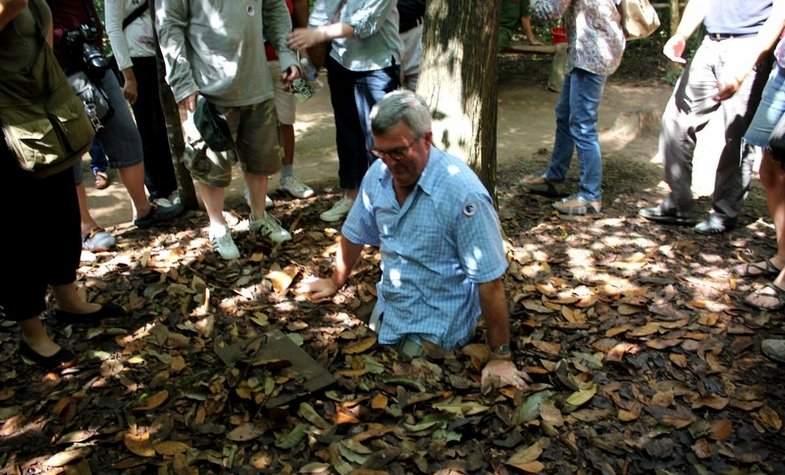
[105,0,179,206]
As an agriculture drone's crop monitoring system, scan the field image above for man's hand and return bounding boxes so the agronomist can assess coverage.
[296,276,338,302]
[481,359,530,394]
[662,34,687,64]
[177,92,197,124]
[288,27,326,50]
[123,78,138,104]
[281,65,301,89]
[715,75,743,102]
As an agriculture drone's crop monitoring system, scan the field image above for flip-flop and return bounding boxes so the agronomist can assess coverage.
[744,282,785,311]
[735,259,782,278]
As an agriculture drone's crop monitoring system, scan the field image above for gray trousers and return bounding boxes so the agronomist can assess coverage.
[660,36,772,219]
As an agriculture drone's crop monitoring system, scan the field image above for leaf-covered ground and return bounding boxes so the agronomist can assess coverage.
[1,149,784,475]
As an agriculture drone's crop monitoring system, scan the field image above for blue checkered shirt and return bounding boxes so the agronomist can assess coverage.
[341,147,508,350]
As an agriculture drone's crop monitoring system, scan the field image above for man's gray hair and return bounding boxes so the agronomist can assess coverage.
[370,90,432,137]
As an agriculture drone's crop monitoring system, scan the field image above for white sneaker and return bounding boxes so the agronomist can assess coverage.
[320,196,354,223]
[250,213,292,243]
[280,175,315,198]
[243,188,273,209]
[209,226,240,260]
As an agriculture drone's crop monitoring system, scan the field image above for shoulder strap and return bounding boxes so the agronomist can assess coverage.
[123,2,150,30]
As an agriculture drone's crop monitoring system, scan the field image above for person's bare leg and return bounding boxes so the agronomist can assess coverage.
[20,317,60,357]
[52,282,100,314]
[745,153,785,308]
[245,173,270,220]
[761,153,785,269]
[76,183,101,235]
[194,181,227,228]
[522,16,543,45]
[280,124,295,168]
[117,162,151,219]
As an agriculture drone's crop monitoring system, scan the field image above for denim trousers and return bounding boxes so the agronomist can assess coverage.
[545,68,606,201]
[326,56,399,190]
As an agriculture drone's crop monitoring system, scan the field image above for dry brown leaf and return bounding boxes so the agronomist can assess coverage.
[692,439,712,459]
[710,420,732,440]
[645,339,681,350]
[170,355,187,373]
[605,325,632,337]
[669,354,688,368]
[371,393,389,410]
[629,322,660,337]
[530,340,561,356]
[343,336,377,354]
[522,299,556,314]
[691,395,729,411]
[45,448,91,467]
[561,306,586,324]
[540,401,564,427]
[226,423,265,442]
[133,390,169,411]
[462,343,491,369]
[123,430,155,458]
[606,342,640,362]
[507,440,543,467]
[757,406,783,431]
[0,388,14,402]
[618,404,641,422]
[154,440,190,456]
[267,264,299,295]
[617,304,643,316]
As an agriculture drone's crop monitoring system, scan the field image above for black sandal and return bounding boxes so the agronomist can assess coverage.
[745,283,785,311]
[19,340,75,369]
[735,259,782,278]
[53,302,127,325]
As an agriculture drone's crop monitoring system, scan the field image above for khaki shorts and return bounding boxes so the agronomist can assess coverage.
[182,99,282,188]
[268,61,296,125]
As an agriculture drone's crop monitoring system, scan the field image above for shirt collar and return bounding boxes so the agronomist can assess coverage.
[414,146,441,196]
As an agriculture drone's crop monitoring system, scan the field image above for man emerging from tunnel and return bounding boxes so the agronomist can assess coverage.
[298,90,529,392]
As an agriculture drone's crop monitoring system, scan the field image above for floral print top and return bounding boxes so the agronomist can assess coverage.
[532,0,626,77]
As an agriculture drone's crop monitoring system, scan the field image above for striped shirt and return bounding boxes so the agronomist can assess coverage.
[342,147,509,349]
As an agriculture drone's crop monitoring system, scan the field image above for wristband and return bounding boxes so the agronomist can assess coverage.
[491,343,512,360]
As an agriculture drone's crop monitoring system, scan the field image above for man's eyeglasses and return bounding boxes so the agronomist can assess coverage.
[371,136,421,161]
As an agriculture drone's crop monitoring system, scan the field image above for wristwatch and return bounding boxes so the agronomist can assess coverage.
[491,343,512,360]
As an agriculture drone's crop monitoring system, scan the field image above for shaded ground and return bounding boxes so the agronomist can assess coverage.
[1,66,784,474]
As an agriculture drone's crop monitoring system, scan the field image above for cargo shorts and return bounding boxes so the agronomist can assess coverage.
[182,98,283,188]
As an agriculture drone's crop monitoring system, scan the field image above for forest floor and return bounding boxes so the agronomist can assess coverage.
[1,58,784,474]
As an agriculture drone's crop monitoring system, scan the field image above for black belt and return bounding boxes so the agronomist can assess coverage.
[706,32,756,41]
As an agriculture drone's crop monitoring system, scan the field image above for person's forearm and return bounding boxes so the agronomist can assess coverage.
[674,0,709,39]
[316,22,354,42]
[331,236,364,288]
[479,279,511,350]
[0,0,28,30]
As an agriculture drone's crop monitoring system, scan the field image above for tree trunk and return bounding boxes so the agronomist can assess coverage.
[669,0,681,36]
[416,0,500,198]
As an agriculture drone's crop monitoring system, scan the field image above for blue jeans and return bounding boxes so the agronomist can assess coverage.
[545,68,606,201]
[327,56,399,190]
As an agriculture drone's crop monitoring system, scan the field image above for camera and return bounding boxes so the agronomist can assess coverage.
[64,25,109,78]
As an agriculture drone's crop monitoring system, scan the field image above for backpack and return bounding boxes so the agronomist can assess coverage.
[618,0,661,40]
[0,0,94,176]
